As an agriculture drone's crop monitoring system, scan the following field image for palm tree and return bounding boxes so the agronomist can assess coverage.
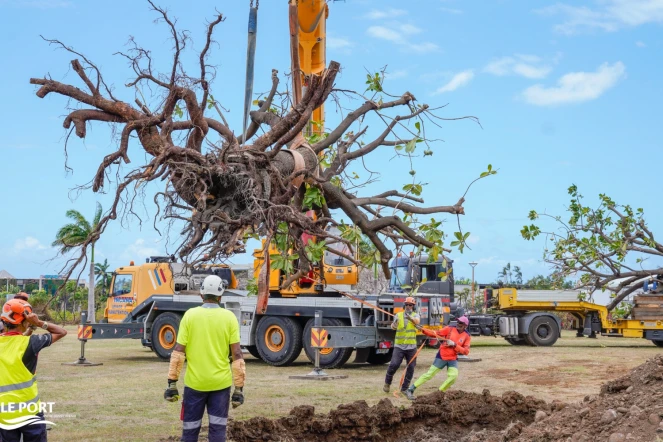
[498,263,512,284]
[513,266,523,285]
[52,202,102,322]
[95,258,112,301]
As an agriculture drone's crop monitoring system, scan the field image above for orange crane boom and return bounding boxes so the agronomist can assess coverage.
[289,0,328,132]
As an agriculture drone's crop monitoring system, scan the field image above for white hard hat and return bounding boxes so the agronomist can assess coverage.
[200,275,226,297]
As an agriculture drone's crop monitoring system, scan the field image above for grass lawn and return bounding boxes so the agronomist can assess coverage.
[32,328,661,441]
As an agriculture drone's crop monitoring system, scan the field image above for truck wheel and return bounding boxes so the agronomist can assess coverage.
[151,312,182,361]
[255,316,303,366]
[245,345,262,359]
[526,316,559,346]
[653,340,663,348]
[303,318,354,369]
[366,348,393,365]
[505,337,529,346]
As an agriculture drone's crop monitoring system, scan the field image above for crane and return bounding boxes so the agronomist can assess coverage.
[254,0,357,315]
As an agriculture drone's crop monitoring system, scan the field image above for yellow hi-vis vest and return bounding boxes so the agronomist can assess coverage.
[0,335,41,428]
[395,311,417,346]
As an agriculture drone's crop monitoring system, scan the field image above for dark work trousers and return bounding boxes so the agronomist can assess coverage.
[0,414,47,442]
[180,386,230,442]
[384,347,417,391]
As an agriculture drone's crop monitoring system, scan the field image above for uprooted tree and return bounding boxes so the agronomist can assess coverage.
[30,2,494,289]
[522,185,663,310]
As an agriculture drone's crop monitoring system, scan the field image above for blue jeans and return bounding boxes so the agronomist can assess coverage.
[181,386,230,442]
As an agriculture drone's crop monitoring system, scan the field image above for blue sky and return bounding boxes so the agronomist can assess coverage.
[0,0,661,289]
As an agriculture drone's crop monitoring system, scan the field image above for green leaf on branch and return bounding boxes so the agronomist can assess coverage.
[405,139,417,154]
[302,185,326,209]
[304,240,327,263]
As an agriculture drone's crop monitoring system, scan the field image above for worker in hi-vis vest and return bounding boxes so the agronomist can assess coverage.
[164,275,245,442]
[383,296,420,398]
[0,298,67,442]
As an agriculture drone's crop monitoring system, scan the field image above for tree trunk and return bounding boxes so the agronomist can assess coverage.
[88,245,95,322]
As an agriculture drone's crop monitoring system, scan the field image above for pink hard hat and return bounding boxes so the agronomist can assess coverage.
[457,316,469,326]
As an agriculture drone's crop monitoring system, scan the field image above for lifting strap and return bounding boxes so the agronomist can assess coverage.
[242,3,259,141]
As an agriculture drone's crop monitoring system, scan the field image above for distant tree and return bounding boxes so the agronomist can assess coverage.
[94,258,112,306]
[498,263,512,284]
[52,202,102,321]
[513,266,523,285]
[455,277,472,285]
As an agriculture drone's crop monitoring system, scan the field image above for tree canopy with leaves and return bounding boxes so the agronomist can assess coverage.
[522,185,663,310]
[31,2,494,288]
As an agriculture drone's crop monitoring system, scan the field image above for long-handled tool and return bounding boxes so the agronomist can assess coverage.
[331,289,445,398]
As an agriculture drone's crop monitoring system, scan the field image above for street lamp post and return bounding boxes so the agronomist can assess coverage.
[469,262,478,313]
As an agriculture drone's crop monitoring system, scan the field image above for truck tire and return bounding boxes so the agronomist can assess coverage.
[303,318,354,369]
[255,316,303,366]
[151,312,182,361]
[653,340,663,348]
[245,345,262,359]
[526,316,559,346]
[505,337,529,346]
[366,348,393,365]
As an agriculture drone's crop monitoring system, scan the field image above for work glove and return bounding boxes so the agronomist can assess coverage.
[231,387,244,409]
[446,339,456,348]
[164,380,180,402]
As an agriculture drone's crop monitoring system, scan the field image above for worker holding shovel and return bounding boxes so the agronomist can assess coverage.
[383,297,420,397]
[405,316,471,400]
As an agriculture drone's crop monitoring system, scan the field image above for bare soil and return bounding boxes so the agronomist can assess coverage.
[227,390,547,442]
[224,355,663,442]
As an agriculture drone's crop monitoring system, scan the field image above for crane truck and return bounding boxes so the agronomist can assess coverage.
[79,1,457,367]
[87,245,451,368]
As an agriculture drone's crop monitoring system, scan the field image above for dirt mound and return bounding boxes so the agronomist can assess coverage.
[227,390,548,441]
[495,354,663,442]
[160,356,663,441]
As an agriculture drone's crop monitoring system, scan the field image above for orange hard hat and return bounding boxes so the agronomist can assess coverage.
[15,292,29,301]
[405,297,416,305]
[1,299,33,325]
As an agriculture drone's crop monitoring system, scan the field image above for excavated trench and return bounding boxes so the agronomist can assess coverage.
[160,356,663,441]
[227,390,548,442]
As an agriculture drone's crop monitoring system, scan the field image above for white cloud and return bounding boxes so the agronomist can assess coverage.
[365,8,407,20]
[13,237,48,253]
[399,24,422,35]
[121,239,160,262]
[327,37,353,50]
[466,235,480,245]
[522,62,626,106]
[440,7,462,14]
[636,40,646,47]
[367,25,439,53]
[367,26,403,43]
[434,70,474,94]
[385,69,408,80]
[2,0,73,8]
[537,1,663,34]
[410,42,440,53]
[484,54,553,79]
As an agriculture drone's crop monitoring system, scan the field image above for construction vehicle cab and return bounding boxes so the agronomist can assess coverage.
[104,257,238,323]
[388,253,454,298]
[252,225,358,297]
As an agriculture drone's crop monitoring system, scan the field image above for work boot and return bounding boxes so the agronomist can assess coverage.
[404,387,416,401]
[383,383,390,393]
